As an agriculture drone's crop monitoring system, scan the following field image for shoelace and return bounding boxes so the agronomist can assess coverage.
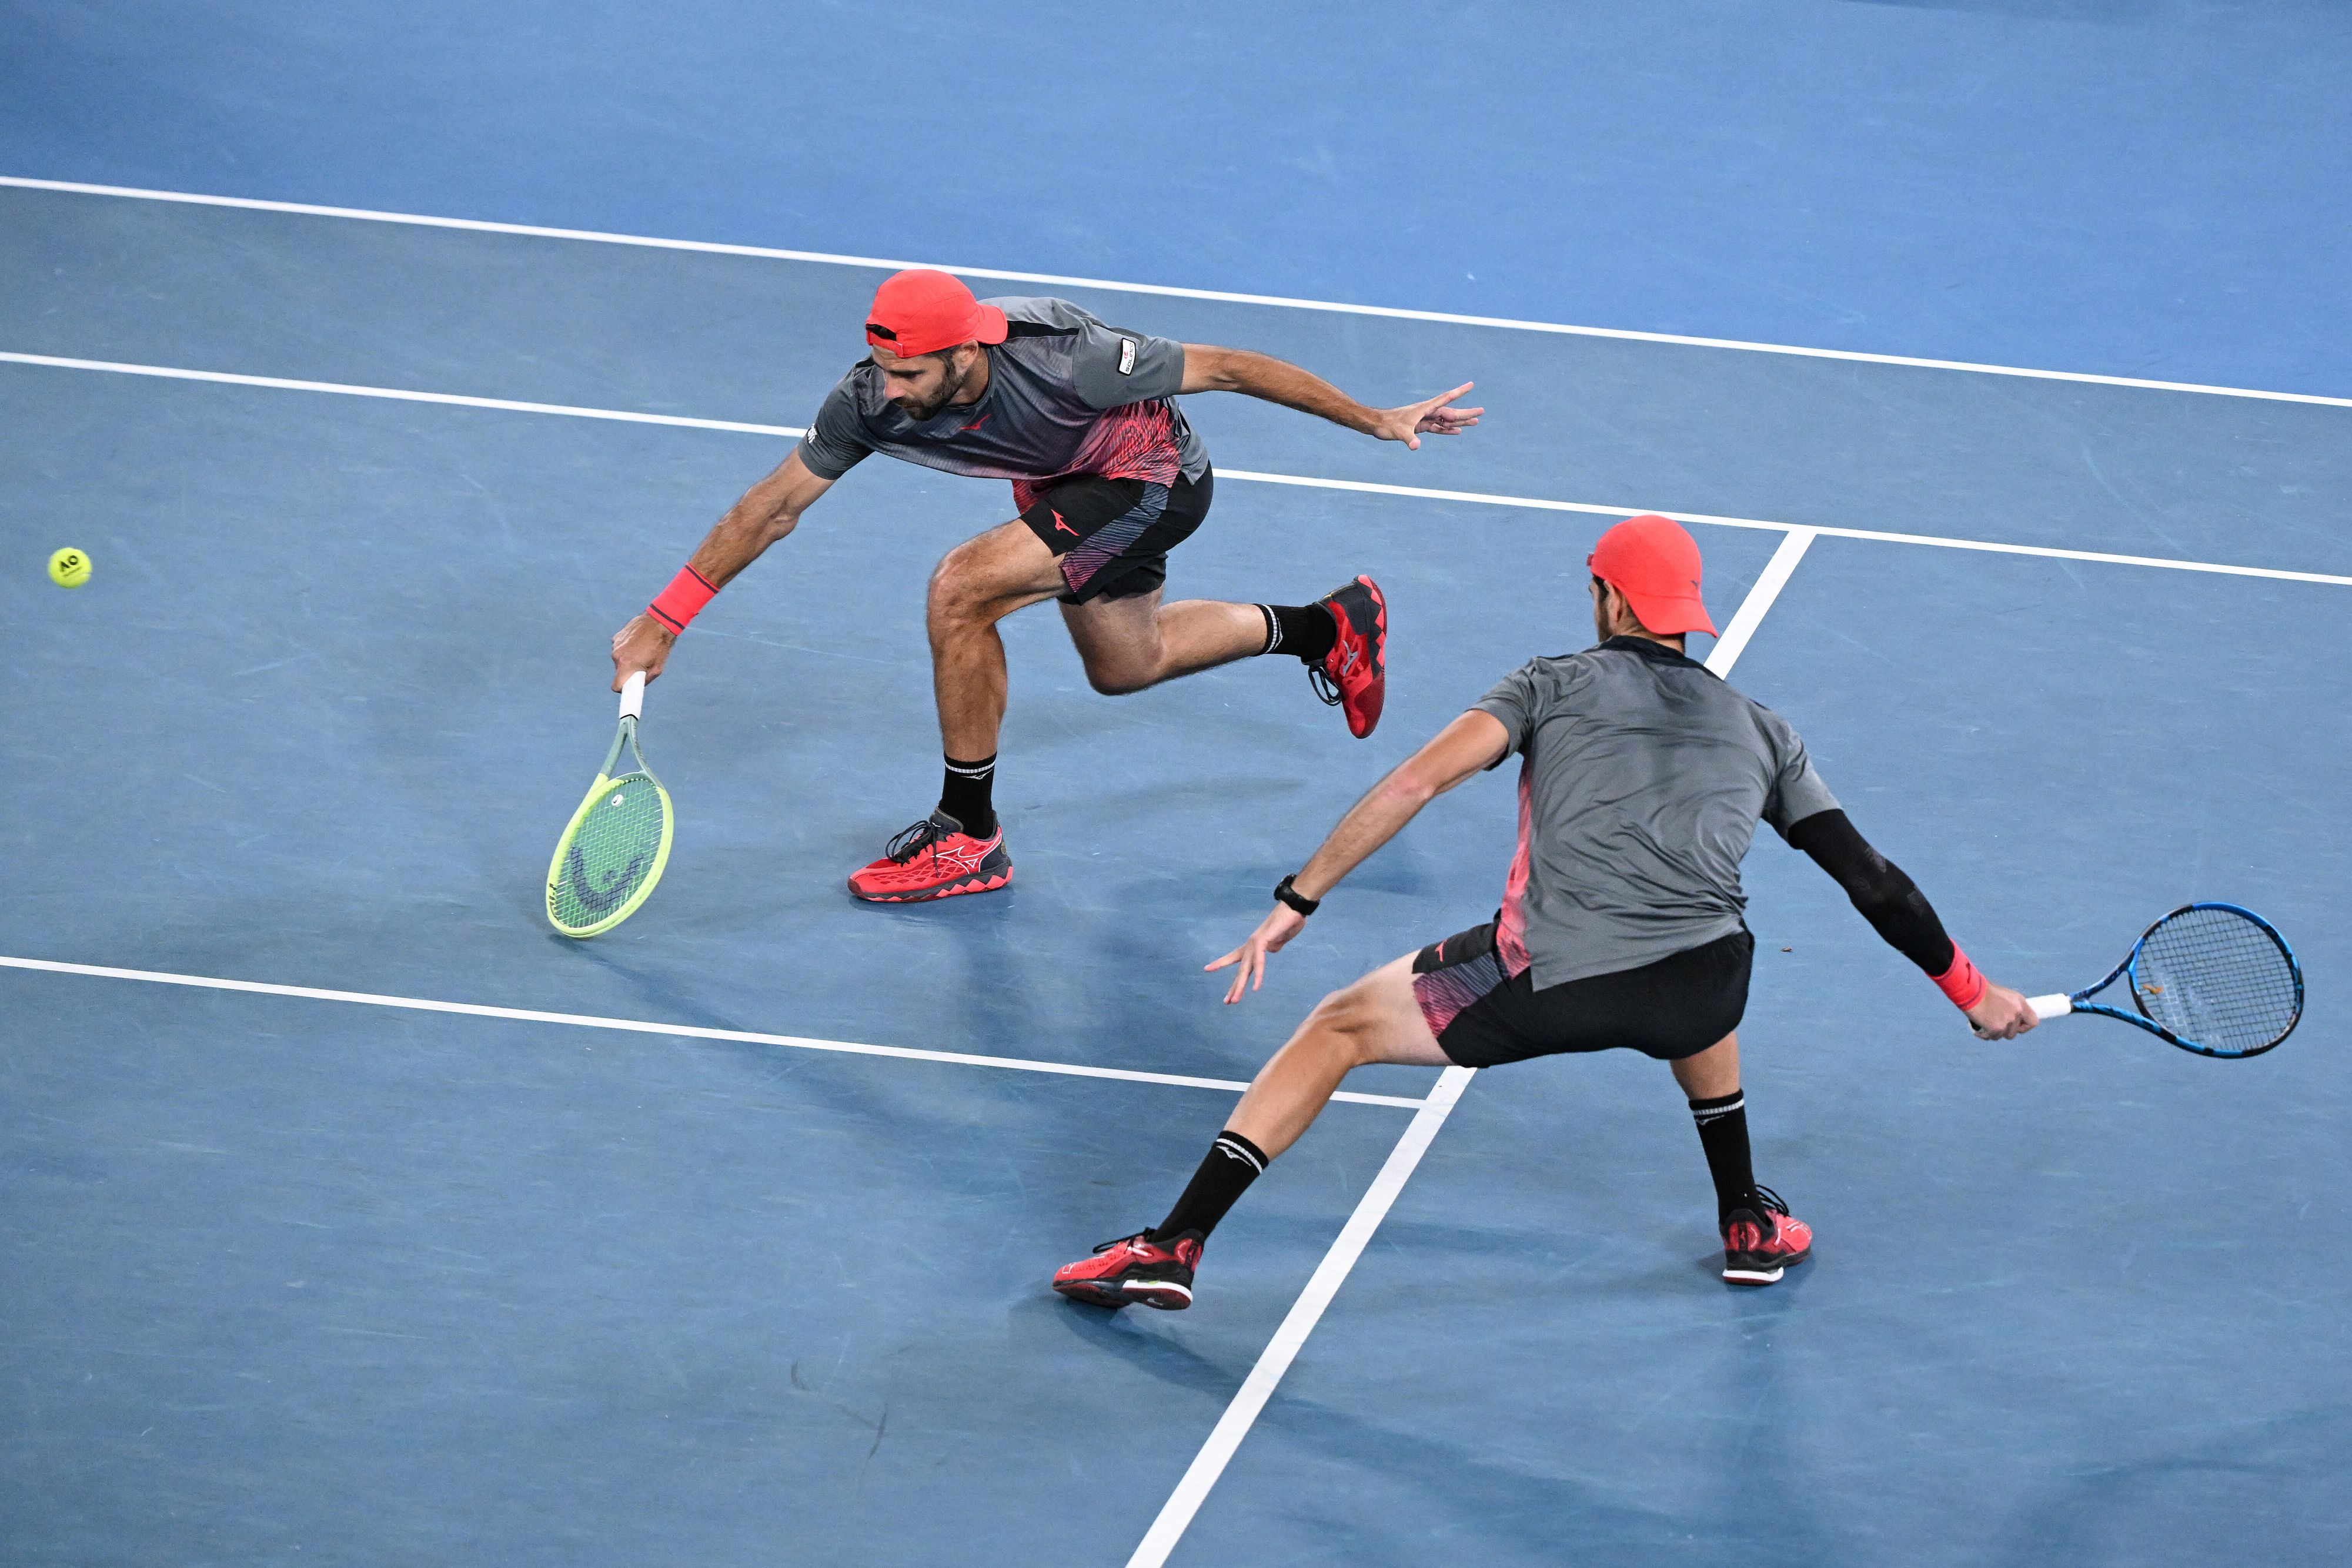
[1748,1184,1790,1219]
[882,817,944,865]
[1089,1231,1156,1256]
[1306,666,1343,706]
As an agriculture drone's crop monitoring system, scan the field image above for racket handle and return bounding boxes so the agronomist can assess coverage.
[2026,993,2072,1022]
[619,670,647,720]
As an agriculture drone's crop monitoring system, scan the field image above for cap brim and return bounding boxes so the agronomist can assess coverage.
[971,302,1009,345]
[1622,591,1716,637]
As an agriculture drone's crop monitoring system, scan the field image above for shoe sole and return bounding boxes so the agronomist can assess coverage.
[1327,575,1388,739]
[1052,1278,1192,1312]
[847,867,1013,903]
[1722,1247,1812,1286]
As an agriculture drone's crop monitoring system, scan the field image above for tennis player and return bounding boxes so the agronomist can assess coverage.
[1053,514,2039,1306]
[610,269,1479,902]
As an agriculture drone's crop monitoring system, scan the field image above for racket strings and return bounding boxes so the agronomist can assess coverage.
[550,770,668,927]
[2130,907,2300,1054]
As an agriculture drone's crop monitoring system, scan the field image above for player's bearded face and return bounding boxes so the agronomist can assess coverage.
[883,346,977,421]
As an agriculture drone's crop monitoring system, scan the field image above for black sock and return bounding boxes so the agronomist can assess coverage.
[938,753,997,838]
[1255,604,1338,664]
[1688,1091,1758,1223]
[1151,1129,1269,1242]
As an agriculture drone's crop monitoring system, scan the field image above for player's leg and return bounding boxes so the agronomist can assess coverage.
[1051,954,1446,1310]
[845,520,1060,903]
[1669,1030,1813,1286]
[1036,470,1391,735]
[1058,586,1265,694]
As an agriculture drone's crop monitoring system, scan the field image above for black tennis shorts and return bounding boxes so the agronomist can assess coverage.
[1018,467,1213,604]
[1410,920,1753,1068]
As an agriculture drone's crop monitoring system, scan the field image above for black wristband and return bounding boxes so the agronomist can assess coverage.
[1273,874,1320,917]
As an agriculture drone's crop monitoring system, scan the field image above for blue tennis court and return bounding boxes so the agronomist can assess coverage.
[5,6,2349,1564]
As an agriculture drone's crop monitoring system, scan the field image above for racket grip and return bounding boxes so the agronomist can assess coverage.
[2026,993,2072,1022]
[619,670,647,720]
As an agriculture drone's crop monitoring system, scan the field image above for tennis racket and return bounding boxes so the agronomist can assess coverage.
[2024,902,2302,1058]
[545,671,674,938]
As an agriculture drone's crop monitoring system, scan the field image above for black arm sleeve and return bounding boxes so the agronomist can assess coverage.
[1784,809,1956,977]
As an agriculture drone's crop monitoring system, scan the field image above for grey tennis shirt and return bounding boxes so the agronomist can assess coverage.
[794,297,1211,501]
[1473,636,1840,988]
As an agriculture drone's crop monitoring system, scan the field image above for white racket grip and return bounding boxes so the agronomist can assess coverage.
[2026,993,2072,1022]
[619,670,647,720]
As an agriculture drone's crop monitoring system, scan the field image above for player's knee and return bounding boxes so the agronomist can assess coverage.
[926,544,998,625]
[1081,657,1155,696]
[1306,986,1386,1066]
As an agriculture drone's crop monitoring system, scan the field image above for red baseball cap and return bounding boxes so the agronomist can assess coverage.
[1588,514,1716,636]
[864,269,1009,358]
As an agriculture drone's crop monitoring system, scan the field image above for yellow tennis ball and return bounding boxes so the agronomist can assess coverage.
[48,548,91,588]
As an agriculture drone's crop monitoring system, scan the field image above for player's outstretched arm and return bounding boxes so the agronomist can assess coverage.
[1178,345,1482,449]
[1783,808,2037,1040]
[1208,711,1511,1003]
[610,451,834,691]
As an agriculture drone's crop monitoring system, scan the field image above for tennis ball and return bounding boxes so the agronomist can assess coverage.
[48,547,92,589]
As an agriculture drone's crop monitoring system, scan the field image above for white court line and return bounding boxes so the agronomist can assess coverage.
[1122,526,1816,1565]
[6,174,2348,411]
[9,349,2351,591]
[0,352,803,437]
[0,956,1427,1111]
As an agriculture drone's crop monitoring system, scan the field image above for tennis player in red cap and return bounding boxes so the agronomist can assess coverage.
[610,269,1480,901]
[1053,515,2037,1307]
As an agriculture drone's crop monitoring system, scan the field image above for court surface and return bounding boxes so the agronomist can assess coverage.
[5,7,2350,1565]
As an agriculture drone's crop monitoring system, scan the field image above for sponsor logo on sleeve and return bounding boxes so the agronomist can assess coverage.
[1117,337,1137,375]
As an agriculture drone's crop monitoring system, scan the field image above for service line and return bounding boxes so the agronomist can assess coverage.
[0,956,1428,1111]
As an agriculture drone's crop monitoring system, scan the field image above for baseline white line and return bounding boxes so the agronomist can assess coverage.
[1124,523,1808,1564]
[5,175,2348,411]
[11,349,2350,590]
[0,956,1426,1110]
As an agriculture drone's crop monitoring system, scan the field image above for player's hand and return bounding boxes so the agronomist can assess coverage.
[1205,904,1310,1005]
[1966,982,2040,1041]
[1370,382,1483,449]
[612,613,677,692]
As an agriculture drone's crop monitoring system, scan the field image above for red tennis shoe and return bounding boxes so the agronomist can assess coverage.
[1309,576,1387,738]
[1721,1186,1812,1286]
[846,811,1011,902]
[1051,1229,1203,1311]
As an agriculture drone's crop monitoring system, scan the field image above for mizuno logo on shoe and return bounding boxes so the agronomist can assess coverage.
[1339,648,1358,675]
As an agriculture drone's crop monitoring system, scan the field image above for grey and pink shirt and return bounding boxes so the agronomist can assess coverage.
[1472,636,1840,987]
[794,296,1211,510]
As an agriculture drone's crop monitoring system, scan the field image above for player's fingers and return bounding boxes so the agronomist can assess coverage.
[1205,947,1242,972]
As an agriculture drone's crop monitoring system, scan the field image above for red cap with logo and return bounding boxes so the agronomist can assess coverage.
[1588,514,1716,637]
[864,269,1010,358]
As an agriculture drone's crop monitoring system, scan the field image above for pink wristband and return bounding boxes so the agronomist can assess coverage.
[647,564,719,634]
[1931,947,1988,1011]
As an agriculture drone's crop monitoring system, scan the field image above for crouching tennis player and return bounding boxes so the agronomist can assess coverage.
[1054,514,2039,1306]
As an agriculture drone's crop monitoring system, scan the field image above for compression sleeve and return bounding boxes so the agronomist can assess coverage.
[1784,808,1960,978]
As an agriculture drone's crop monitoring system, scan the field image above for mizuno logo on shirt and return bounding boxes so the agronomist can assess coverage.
[1051,510,1078,537]
[961,414,991,432]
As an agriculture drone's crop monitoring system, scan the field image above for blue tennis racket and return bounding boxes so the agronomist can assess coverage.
[2026,902,2302,1059]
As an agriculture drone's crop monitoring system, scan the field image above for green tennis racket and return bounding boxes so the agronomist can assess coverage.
[546,671,674,937]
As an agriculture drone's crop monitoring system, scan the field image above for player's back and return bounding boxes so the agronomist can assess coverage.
[1474,636,1838,988]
